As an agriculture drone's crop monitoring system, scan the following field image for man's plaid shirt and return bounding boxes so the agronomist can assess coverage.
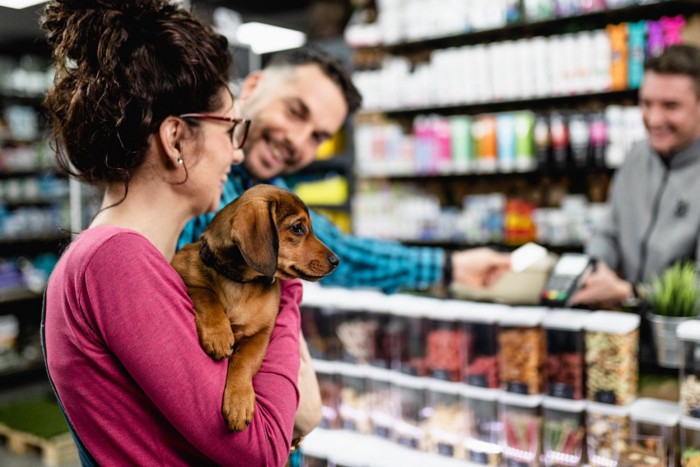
[178,165,445,293]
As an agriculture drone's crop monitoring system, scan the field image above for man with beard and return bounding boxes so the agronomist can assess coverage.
[571,44,700,310]
[179,46,511,294]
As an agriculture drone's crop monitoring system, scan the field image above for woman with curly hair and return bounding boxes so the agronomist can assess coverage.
[41,1,307,464]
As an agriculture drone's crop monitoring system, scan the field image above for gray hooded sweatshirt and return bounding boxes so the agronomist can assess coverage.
[586,138,700,284]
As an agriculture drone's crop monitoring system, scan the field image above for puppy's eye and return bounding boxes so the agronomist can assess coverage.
[291,223,306,235]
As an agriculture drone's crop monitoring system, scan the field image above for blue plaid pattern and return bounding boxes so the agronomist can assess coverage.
[178,166,445,293]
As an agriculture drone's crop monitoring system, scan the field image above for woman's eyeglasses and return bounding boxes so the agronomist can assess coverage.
[179,113,251,149]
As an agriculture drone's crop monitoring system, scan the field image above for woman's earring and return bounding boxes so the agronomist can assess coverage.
[176,157,184,165]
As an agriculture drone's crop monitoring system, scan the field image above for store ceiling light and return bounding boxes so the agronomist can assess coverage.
[0,0,46,9]
[236,22,306,55]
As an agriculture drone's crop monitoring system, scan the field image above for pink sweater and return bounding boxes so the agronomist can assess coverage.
[44,226,301,466]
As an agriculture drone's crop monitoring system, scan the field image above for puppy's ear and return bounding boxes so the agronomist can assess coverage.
[230,198,278,278]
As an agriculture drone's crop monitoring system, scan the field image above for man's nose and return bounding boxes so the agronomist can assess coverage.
[287,124,314,160]
[644,107,664,127]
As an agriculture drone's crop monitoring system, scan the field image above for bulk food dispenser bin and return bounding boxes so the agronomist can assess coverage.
[386,294,429,377]
[584,311,640,406]
[425,378,465,459]
[626,397,681,467]
[542,397,585,466]
[498,307,547,395]
[461,385,502,466]
[542,309,587,400]
[455,301,506,389]
[677,320,700,418]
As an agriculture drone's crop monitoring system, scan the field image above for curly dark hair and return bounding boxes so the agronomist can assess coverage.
[41,0,232,185]
[645,44,700,97]
[266,46,362,115]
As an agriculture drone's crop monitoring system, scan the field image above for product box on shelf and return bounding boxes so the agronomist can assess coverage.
[424,300,466,382]
[425,378,465,459]
[498,307,547,395]
[585,311,640,406]
[677,320,700,419]
[542,309,587,400]
[338,363,372,434]
[393,372,429,451]
[680,415,700,467]
[500,392,544,467]
[456,301,505,389]
[313,359,343,430]
[586,400,631,467]
[627,398,681,467]
[542,397,586,467]
[366,366,397,440]
[461,385,502,466]
[386,294,429,376]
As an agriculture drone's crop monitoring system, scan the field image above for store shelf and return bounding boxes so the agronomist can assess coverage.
[0,234,70,257]
[399,239,585,254]
[0,286,42,304]
[357,165,616,180]
[0,358,46,390]
[0,92,45,104]
[1,197,68,208]
[306,155,353,172]
[354,0,700,54]
[302,428,475,467]
[0,168,61,179]
[308,203,351,212]
[360,89,638,117]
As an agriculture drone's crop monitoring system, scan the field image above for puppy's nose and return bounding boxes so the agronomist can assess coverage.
[328,254,340,269]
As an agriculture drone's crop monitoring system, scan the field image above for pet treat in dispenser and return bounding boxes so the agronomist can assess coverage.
[461,385,502,466]
[366,366,398,440]
[457,301,505,389]
[314,359,342,430]
[425,299,467,382]
[338,363,371,434]
[680,415,700,467]
[386,294,429,376]
[678,321,700,418]
[425,379,465,459]
[585,311,640,406]
[335,289,390,366]
[393,372,429,451]
[300,285,344,360]
[586,400,631,467]
[498,307,546,395]
[500,392,543,467]
[543,309,587,400]
[542,397,586,467]
[626,398,680,467]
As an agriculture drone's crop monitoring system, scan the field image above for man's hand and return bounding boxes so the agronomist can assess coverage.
[451,248,512,288]
[569,261,633,309]
[293,333,322,439]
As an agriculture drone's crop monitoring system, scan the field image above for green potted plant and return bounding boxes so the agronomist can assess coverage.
[645,261,700,368]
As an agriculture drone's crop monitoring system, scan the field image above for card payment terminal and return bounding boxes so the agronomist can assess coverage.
[540,253,595,307]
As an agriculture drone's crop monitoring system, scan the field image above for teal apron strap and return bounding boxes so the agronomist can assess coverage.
[40,288,98,466]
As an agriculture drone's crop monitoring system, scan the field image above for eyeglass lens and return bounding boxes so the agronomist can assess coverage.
[232,120,250,149]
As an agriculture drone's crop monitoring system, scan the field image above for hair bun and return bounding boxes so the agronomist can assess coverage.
[42,0,174,72]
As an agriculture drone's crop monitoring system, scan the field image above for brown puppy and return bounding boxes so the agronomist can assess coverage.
[172,184,339,432]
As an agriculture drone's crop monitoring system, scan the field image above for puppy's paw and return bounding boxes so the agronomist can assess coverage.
[222,381,255,432]
[196,317,234,360]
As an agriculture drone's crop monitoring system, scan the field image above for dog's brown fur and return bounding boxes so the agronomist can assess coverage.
[172,184,338,432]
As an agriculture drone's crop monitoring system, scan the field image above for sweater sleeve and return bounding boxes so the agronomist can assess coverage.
[309,208,445,293]
[84,233,300,466]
